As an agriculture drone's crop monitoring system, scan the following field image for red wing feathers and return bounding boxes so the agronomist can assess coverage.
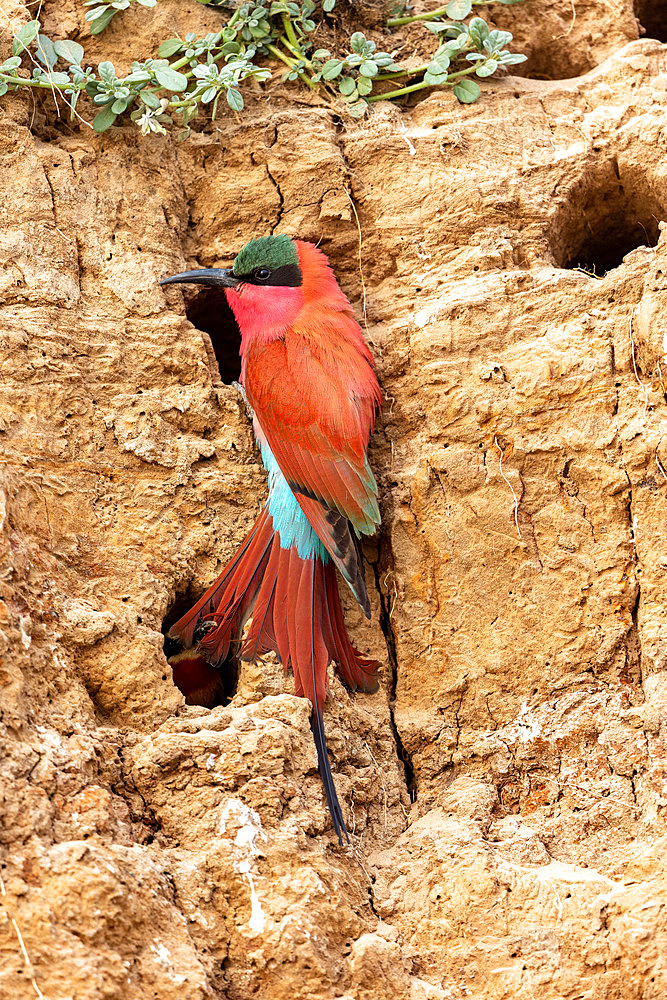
[244,320,381,537]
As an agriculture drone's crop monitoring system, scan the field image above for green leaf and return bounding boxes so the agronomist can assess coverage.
[93,105,118,132]
[323,0,335,9]
[201,86,217,102]
[321,57,343,79]
[350,31,366,55]
[141,90,161,108]
[154,65,188,91]
[468,17,489,48]
[312,48,329,59]
[0,82,7,97]
[227,88,243,111]
[338,75,355,96]
[0,55,22,73]
[36,35,57,70]
[424,69,447,85]
[88,9,116,33]
[158,38,184,58]
[98,60,117,84]
[476,59,497,77]
[49,71,71,85]
[356,75,372,96]
[137,0,158,5]
[486,29,513,51]
[359,59,377,78]
[12,19,40,56]
[500,52,527,65]
[53,39,85,65]
[445,0,471,18]
[111,97,128,113]
[452,78,480,103]
[347,100,366,118]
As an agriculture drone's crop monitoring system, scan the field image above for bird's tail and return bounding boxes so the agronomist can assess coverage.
[168,507,379,843]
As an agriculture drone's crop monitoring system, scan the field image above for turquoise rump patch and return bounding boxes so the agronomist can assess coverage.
[258,437,329,563]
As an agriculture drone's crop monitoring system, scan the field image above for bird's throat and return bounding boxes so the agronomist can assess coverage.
[224,284,304,347]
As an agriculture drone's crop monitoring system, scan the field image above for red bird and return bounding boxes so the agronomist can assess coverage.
[161,235,382,843]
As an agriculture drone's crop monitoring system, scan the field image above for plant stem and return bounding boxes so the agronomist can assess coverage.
[266,42,317,89]
[375,63,428,80]
[386,4,448,26]
[367,78,432,100]
[367,62,477,101]
[281,14,303,57]
[280,34,313,70]
[0,72,55,89]
[387,0,489,26]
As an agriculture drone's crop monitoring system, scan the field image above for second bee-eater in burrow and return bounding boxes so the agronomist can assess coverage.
[161,235,382,844]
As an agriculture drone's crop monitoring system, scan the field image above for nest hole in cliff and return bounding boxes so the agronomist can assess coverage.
[550,160,663,276]
[186,288,242,384]
[635,0,667,42]
[162,587,239,709]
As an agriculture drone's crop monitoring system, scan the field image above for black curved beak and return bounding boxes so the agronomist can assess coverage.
[160,267,239,288]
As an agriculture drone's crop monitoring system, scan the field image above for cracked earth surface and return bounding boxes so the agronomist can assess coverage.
[2,0,667,997]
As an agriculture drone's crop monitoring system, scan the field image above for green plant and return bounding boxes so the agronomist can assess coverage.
[0,0,526,134]
[84,0,157,36]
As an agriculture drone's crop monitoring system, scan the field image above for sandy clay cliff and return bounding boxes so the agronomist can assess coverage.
[2,0,667,997]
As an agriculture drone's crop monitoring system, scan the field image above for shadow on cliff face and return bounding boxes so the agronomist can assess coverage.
[162,589,239,709]
[550,158,663,276]
[635,0,667,43]
[186,287,242,384]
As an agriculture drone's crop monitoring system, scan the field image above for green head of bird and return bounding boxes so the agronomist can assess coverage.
[160,234,302,290]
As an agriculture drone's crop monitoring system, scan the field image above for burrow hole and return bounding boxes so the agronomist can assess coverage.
[186,287,242,384]
[162,586,239,709]
[635,1,667,43]
[160,287,243,707]
[550,160,663,276]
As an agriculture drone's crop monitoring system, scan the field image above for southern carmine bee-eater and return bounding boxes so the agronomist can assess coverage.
[160,235,382,844]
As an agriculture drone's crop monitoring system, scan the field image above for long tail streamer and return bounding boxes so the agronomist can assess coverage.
[169,509,378,843]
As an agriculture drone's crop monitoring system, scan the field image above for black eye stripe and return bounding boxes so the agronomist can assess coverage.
[236,262,302,287]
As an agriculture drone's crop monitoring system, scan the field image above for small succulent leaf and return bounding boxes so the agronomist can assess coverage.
[0,55,22,72]
[356,74,372,95]
[359,59,377,77]
[445,0,471,18]
[500,52,527,64]
[468,17,489,47]
[93,104,118,131]
[226,87,244,110]
[36,35,57,69]
[321,57,343,79]
[154,65,189,90]
[53,39,85,65]
[453,77,480,102]
[350,31,366,54]
[12,19,40,56]
[141,90,161,107]
[475,59,497,77]
[89,9,116,33]
[98,60,117,84]
[347,99,367,117]
[158,38,184,58]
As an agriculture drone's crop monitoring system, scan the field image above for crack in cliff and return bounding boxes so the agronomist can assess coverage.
[265,164,284,235]
[371,547,417,803]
